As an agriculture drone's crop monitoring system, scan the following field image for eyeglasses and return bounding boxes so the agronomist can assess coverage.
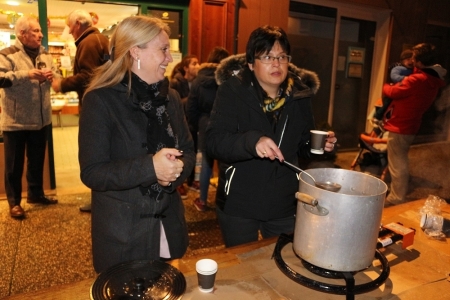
[256,55,292,64]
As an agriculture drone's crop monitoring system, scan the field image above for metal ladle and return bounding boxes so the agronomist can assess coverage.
[280,159,342,192]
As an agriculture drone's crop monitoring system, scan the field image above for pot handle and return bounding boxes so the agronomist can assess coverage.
[295,192,329,216]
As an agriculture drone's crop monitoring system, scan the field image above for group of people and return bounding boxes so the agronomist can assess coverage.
[0,12,445,275]
[168,47,231,212]
[0,10,109,218]
[79,19,335,272]
[81,19,335,272]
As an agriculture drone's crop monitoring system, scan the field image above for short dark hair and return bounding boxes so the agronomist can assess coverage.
[170,54,197,78]
[207,47,230,63]
[412,43,437,66]
[245,25,290,64]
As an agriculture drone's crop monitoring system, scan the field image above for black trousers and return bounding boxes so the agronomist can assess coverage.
[3,124,50,207]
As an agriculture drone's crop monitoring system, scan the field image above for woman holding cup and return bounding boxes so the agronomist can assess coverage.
[206,25,336,248]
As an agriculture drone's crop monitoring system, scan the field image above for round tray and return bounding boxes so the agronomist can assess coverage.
[91,260,186,300]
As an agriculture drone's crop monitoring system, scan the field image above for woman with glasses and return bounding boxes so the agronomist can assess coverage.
[206,25,337,247]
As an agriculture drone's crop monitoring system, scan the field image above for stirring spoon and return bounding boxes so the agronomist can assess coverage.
[277,158,342,192]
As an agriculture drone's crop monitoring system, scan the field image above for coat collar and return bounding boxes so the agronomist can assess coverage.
[75,27,101,46]
[215,53,320,95]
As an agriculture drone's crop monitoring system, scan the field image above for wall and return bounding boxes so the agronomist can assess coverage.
[236,0,290,53]
[188,0,237,62]
[332,0,450,69]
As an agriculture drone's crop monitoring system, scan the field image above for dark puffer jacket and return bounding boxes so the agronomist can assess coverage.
[206,54,320,220]
[186,62,219,150]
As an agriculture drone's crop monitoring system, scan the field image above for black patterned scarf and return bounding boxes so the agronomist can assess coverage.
[128,73,179,200]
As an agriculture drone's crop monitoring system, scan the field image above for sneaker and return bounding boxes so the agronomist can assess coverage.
[177,185,188,200]
[193,198,206,212]
[189,181,200,192]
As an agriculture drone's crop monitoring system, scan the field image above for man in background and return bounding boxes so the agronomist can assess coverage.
[0,16,58,219]
[52,9,109,212]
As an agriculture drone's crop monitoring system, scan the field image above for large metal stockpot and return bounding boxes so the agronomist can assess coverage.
[293,168,387,272]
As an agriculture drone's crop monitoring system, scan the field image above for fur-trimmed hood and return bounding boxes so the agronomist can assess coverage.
[199,62,219,72]
[215,53,320,94]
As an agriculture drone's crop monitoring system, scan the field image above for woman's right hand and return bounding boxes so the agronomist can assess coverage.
[256,136,284,161]
[153,148,184,184]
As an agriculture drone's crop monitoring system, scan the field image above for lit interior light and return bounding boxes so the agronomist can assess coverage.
[6,1,20,6]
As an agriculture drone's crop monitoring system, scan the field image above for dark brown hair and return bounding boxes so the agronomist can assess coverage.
[207,47,230,63]
[412,43,437,66]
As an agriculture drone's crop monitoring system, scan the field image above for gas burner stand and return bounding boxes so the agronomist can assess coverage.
[272,234,390,300]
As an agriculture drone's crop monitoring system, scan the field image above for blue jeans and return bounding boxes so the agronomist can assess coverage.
[216,207,295,247]
[199,151,214,202]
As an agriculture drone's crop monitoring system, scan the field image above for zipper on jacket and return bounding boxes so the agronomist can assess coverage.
[278,115,288,149]
[39,83,45,126]
[36,57,45,127]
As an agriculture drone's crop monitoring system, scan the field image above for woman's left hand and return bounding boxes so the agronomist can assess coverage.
[153,148,184,184]
[324,131,337,152]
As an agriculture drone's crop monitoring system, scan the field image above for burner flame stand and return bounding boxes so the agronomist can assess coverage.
[272,234,390,300]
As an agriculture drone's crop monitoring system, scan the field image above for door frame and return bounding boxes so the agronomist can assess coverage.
[291,0,392,133]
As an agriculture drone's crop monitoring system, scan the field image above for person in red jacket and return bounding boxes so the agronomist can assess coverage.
[382,43,446,206]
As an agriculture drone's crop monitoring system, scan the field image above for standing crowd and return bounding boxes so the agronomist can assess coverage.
[0,13,445,275]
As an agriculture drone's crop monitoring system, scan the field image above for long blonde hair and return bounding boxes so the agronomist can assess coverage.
[85,16,171,95]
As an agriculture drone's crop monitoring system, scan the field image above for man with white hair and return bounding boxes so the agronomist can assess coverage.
[52,9,109,113]
[0,16,59,218]
[52,10,109,213]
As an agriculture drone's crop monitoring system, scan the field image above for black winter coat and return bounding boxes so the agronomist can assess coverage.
[79,81,195,273]
[206,54,320,220]
[187,62,219,151]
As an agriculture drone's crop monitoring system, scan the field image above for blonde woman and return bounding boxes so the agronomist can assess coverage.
[79,16,195,273]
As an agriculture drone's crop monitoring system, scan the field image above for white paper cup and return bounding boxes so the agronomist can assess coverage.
[196,259,218,292]
[310,130,328,154]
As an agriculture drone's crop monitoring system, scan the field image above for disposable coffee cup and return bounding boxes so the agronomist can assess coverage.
[196,258,218,293]
[310,130,328,154]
